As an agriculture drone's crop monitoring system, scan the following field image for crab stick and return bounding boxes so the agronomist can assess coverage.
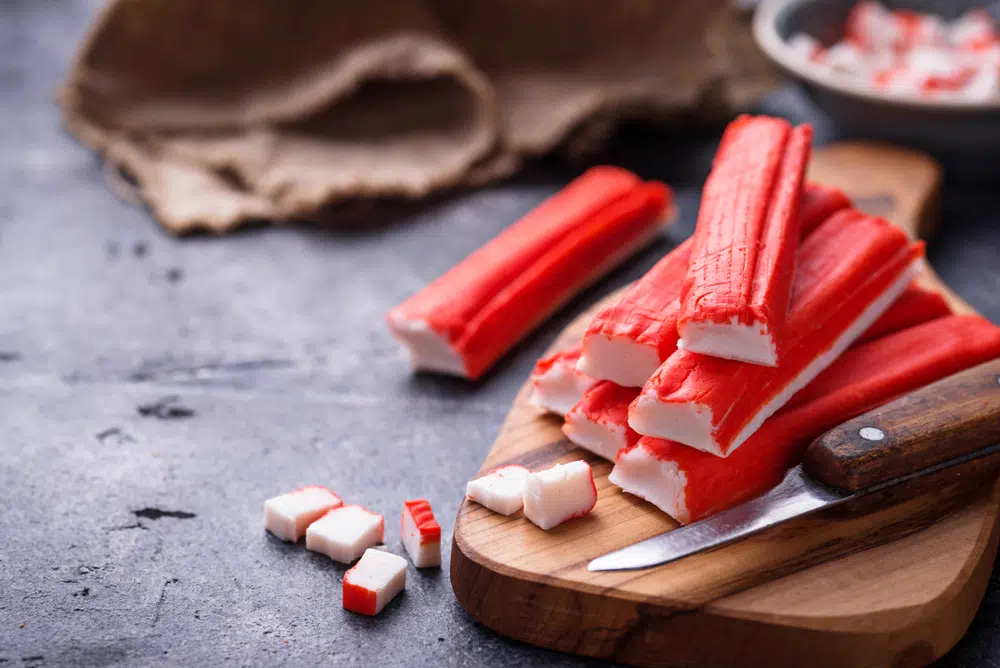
[676,116,813,367]
[611,314,1000,523]
[857,283,951,344]
[263,486,342,542]
[630,210,924,457]
[387,167,673,380]
[401,499,441,568]
[522,461,598,530]
[562,382,640,461]
[576,180,844,389]
[343,548,407,616]
[466,465,530,516]
[305,505,385,564]
[530,344,598,415]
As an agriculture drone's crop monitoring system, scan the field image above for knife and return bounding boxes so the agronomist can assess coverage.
[589,358,1000,572]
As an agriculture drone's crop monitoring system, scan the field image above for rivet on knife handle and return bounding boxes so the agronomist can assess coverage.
[802,358,1000,494]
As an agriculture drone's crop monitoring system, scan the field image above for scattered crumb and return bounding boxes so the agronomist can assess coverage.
[165,268,183,283]
[133,241,149,257]
[137,396,195,420]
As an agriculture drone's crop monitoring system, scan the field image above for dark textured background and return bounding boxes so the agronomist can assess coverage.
[3,2,1000,666]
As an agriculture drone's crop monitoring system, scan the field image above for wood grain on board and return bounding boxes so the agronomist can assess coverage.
[451,143,1000,668]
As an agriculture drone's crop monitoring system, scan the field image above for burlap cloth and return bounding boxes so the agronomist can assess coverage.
[59,0,776,234]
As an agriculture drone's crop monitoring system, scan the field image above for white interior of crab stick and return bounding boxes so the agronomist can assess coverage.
[530,359,596,416]
[678,317,778,366]
[305,505,384,563]
[575,335,664,389]
[608,447,691,524]
[562,413,630,462]
[263,486,343,542]
[342,548,407,616]
[401,500,441,568]
[385,315,467,377]
[466,465,530,515]
[522,461,598,530]
[629,259,921,457]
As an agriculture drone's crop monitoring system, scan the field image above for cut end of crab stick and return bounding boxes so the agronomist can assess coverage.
[387,167,673,380]
[522,460,598,530]
[562,381,640,462]
[529,344,597,415]
[613,314,1000,524]
[465,465,530,516]
[305,505,385,564]
[678,116,813,366]
[632,210,924,457]
[263,486,343,543]
[342,548,407,616]
[401,499,441,568]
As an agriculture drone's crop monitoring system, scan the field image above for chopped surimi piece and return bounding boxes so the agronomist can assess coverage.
[401,499,441,568]
[466,465,530,515]
[305,505,385,564]
[824,41,872,74]
[562,381,640,461]
[857,283,951,343]
[631,209,924,457]
[263,486,343,542]
[950,10,998,52]
[846,2,900,51]
[612,315,1000,523]
[964,63,1000,100]
[905,45,976,91]
[522,461,598,530]
[387,167,673,380]
[788,33,824,62]
[577,182,845,388]
[678,116,813,367]
[529,344,597,415]
[342,548,407,616]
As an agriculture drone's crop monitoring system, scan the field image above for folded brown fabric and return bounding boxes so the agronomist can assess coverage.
[59,0,776,234]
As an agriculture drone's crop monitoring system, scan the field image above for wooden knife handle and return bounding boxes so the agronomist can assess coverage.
[802,358,1000,493]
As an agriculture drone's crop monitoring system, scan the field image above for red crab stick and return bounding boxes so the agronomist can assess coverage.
[562,382,640,461]
[677,116,813,367]
[610,315,1000,524]
[387,167,673,380]
[857,283,951,344]
[576,181,848,388]
[630,210,924,457]
[530,344,598,415]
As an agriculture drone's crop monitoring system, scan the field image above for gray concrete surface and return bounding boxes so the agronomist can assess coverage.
[2,2,1000,666]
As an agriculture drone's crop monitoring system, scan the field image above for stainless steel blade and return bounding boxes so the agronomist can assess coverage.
[588,466,848,572]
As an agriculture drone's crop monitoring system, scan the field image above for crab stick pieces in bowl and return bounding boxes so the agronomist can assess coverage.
[387,167,674,380]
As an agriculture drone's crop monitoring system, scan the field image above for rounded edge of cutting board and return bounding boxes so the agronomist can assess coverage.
[451,142,1000,667]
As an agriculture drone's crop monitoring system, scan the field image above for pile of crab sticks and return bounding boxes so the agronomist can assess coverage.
[392,113,1000,528]
[788,2,1000,100]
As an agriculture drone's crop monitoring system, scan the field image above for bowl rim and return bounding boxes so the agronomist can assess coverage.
[753,0,1000,113]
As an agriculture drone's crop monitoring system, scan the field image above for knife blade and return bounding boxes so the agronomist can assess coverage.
[589,357,1000,572]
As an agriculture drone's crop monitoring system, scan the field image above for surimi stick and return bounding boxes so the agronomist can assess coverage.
[387,167,673,380]
[610,315,1000,524]
[466,465,530,515]
[529,344,598,415]
[343,548,407,616]
[522,461,598,530]
[630,210,924,457]
[677,116,813,367]
[576,181,848,388]
[401,499,441,568]
[562,381,640,461]
[305,505,385,564]
[856,283,951,344]
[263,486,342,542]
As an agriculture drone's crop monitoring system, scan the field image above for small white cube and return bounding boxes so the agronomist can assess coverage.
[522,460,598,531]
[343,548,407,616]
[401,499,441,568]
[305,505,384,563]
[264,486,343,542]
[466,465,530,516]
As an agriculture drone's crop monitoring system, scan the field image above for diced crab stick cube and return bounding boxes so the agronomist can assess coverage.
[465,465,530,516]
[263,486,343,542]
[894,10,949,49]
[906,46,977,92]
[631,209,924,457]
[576,182,848,388]
[529,344,598,415]
[963,62,1000,100]
[787,34,825,62]
[846,2,900,51]
[678,116,813,367]
[611,315,1000,523]
[950,9,998,52]
[522,461,598,530]
[824,41,872,75]
[562,381,640,462]
[342,548,407,616]
[401,499,441,568]
[857,283,951,344]
[387,167,673,380]
[305,505,385,564]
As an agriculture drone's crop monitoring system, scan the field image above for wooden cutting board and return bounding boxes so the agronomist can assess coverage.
[450,143,1000,668]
